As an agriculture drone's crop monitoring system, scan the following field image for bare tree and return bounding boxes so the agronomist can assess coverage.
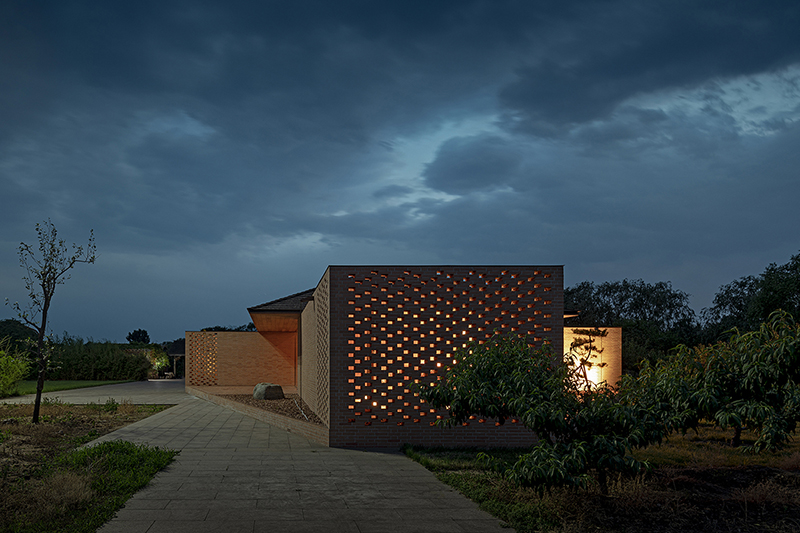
[8,220,95,423]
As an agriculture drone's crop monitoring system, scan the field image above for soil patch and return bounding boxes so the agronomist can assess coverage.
[219,394,324,425]
[583,465,800,532]
[0,401,170,483]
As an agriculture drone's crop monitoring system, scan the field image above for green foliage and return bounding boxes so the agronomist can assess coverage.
[47,336,150,381]
[125,328,150,344]
[0,319,36,354]
[418,333,666,492]
[150,347,169,371]
[3,441,177,533]
[622,310,800,453]
[565,279,699,370]
[703,251,800,340]
[618,346,705,435]
[566,279,696,330]
[201,322,256,332]
[0,337,31,397]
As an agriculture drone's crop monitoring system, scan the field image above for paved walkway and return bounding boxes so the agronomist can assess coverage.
[2,379,189,405]
[9,381,510,532]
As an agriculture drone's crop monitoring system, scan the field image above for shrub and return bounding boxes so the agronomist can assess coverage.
[418,333,666,493]
[47,336,150,381]
[0,336,31,397]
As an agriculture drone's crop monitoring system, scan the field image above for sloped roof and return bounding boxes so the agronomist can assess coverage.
[247,288,315,313]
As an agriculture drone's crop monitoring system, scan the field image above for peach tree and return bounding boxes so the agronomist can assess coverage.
[418,333,665,493]
[621,310,800,452]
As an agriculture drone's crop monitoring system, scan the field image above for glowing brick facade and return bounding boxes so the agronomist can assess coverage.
[307,265,563,447]
[188,264,566,448]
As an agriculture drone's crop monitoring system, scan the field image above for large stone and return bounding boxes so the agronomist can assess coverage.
[253,382,284,400]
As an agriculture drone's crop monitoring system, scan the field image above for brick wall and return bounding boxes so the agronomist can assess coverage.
[323,265,564,447]
[186,331,218,386]
[300,299,324,425]
[564,326,623,387]
[297,269,331,427]
[186,331,295,387]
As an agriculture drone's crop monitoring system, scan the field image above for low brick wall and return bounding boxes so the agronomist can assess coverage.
[186,331,295,387]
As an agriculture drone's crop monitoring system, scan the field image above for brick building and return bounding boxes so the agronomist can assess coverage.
[186,265,617,448]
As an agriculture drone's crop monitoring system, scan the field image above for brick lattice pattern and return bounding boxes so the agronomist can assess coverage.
[186,331,218,386]
[314,269,331,427]
[326,265,564,447]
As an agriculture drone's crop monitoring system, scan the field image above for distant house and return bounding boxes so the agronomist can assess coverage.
[186,265,621,447]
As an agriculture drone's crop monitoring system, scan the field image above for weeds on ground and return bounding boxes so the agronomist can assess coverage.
[0,400,175,532]
[404,425,800,533]
[1,441,177,533]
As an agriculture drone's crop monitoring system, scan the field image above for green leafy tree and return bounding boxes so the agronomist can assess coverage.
[6,220,95,423]
[623,310,800,452]
[697,310,800,451]
[565,279,699,370]
[126,329,151,344]
[702,251,800,339]
[419,333,665,493]
[0,319,36,355]
[750,253,800,324]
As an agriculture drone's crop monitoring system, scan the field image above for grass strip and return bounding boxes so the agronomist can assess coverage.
[402,444,565,532]
[14,380,133,396]
[404,427,800,533]
[1,440,178,533]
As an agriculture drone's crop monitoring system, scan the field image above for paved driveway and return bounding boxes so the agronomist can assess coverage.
[2,379,189,405]
[11,381,510,532]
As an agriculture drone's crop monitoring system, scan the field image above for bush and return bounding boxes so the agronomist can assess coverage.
[0,337,31,397]
[419,333,666,493]
[47,336,150,381]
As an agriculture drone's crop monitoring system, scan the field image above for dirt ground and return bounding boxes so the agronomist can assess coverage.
[576,465,800,532]
[0,401,169,484]
[219,393,324,425]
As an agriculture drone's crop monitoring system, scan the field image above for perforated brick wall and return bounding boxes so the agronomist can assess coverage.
[323,265,564,448]
[186,331,218,386]
[313,268,331,427]
[187,331,295,387]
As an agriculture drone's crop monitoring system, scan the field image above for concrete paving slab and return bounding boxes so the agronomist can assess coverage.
[1,379,189,405]
[46,382,515,532]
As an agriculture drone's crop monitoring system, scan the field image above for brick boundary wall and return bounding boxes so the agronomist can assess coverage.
[325,265,564,448]
[186,331,218,386]
[187,331,296,387]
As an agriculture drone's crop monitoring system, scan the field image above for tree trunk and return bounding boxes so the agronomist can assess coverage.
[31,309,48,424]
[598,469,609,496]
[732,425,742,447]
[32,361,46,424]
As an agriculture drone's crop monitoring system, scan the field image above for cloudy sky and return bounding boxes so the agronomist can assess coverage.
[1,1,798,343]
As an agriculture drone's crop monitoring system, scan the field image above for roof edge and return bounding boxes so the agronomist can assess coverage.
[247,288,315,313]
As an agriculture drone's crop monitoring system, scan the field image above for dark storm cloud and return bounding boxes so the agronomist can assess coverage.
[498,0,800,135]
[2,0,799,341]
[372,185,414,199]
[423,135,523,194]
